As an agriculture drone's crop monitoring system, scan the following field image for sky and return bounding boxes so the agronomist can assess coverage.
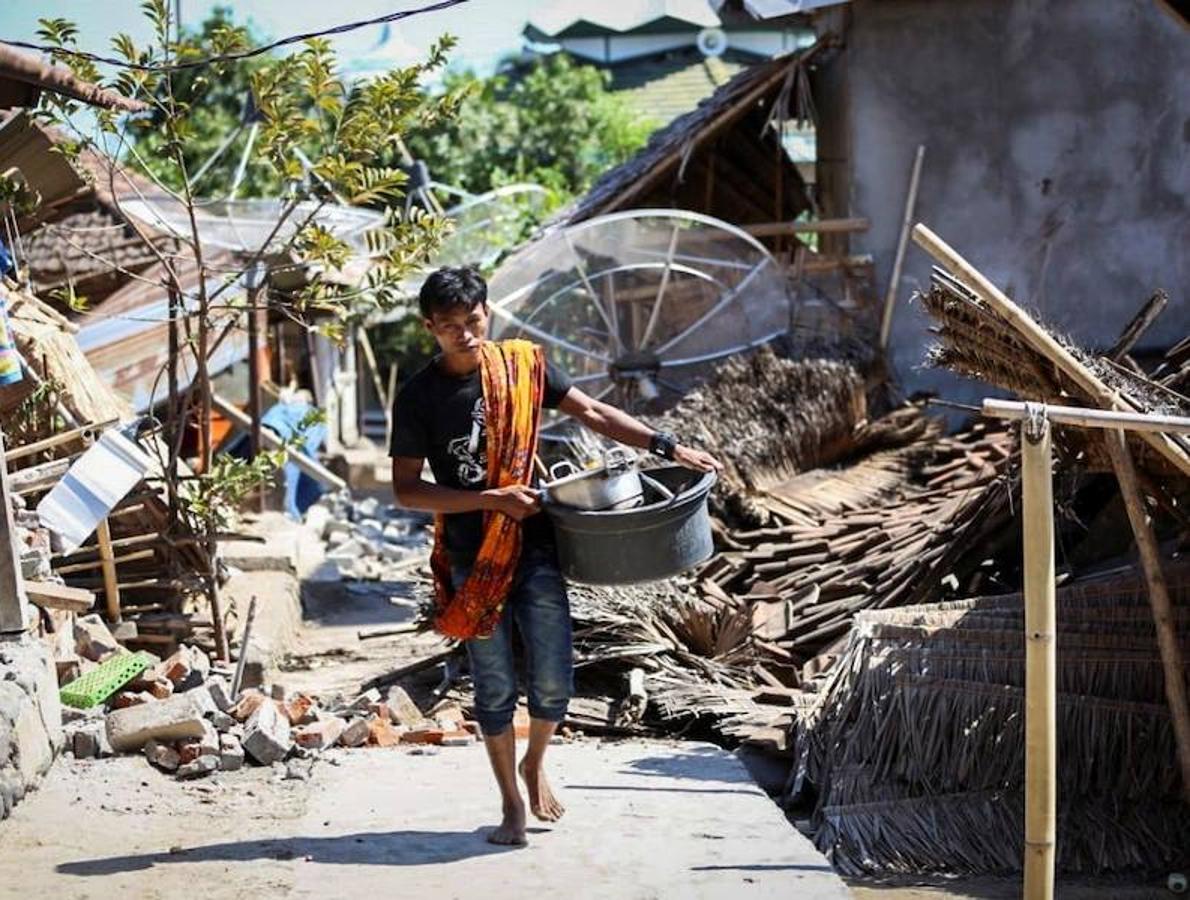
[0,0,542,78]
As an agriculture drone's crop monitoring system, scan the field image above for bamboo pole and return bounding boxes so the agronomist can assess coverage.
[879,145,925,352]
[1103,428,1190,804]
[384,362,398,450]
[1021,409,1056,900]
[982,399,1190,434]
[95,518,121,623]
[912,224,1190,479]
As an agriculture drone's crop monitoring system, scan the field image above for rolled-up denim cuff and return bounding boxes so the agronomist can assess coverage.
[527,702,568,724]
[476,711,516,736]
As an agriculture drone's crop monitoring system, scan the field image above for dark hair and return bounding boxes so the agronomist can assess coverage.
[418,266,488,319]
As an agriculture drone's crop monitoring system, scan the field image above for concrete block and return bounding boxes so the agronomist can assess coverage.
[206,677,235,712]
[242,699,292,765]
[74,614,119,662]
[111,621,139,643]
[385,686,425,728]
[176,753,219,780]
[344,689,381,715]
[72,727,101,759]
[209,710,235,732]
[339,717,371,748]
[144,739,180,772]
[219,733,244,771]
[303,504,332,538]
[105,690,213,752]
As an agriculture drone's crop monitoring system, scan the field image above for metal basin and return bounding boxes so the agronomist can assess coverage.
[543,465,716,585]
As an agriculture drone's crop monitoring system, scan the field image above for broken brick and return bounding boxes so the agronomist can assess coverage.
[111,690,155,709]
[284,693,316,726]
[219,733,244,772]
[293,716,346,751]
[399,727,446,746]
[367,717,402,748]
[230,690,267,722]
[176,754,219,780]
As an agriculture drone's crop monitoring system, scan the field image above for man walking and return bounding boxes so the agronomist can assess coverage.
[390,266,720,846]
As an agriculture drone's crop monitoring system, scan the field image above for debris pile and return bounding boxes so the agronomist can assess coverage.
[305,493,429,582]
[61,619,490,780]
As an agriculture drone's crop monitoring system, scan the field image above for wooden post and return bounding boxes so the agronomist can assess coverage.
[94,517,121,623]
[911,224,1190,479]
[246,277,265,513]
[1103,428,1190,803]
[384,362,398,451]
[1021,408,1056,900]
[0,430,29,634]
[879,145,924,352]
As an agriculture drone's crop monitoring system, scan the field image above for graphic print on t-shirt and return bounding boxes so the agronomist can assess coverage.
[446,397,486,486]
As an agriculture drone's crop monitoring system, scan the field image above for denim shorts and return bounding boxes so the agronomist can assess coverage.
[450,546,574,735]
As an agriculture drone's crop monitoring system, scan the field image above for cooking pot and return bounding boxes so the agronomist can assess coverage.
[542,447,643,511]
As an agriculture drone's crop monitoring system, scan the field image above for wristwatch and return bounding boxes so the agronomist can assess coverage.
[649,430,678,461]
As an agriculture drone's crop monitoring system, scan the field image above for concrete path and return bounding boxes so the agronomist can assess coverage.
[0,738,849,900]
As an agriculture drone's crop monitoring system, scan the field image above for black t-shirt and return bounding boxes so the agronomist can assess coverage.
[389,352,573,560]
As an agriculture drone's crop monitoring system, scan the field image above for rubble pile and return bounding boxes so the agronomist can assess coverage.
[306,493,429,582]
[60,613,493,781]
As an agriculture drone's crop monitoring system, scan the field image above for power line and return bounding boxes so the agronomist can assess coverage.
[2,0,468,73]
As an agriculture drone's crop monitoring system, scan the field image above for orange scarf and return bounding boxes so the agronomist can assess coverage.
[430,340,546,639]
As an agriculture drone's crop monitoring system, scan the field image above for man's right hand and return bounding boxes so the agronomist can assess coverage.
[482,483,541,520]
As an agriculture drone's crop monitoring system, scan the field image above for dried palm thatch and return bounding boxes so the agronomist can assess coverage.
[3,281,131,425]
[918,268,1190,478]
[650,347,868,526]
[792,565,1190,876]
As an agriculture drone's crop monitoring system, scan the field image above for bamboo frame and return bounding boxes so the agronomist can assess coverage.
[912,224,1190,479]
[1021,411,1055,900]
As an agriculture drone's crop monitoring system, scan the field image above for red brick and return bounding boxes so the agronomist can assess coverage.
[367,717,402,748]
[161,648,193,686]
[284,694,315,726]
[230,690,267,722]
[399,727,445,746]
[293,716,346,751]
[111,690,155,709]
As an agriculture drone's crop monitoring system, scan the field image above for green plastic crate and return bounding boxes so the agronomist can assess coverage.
[59,651,155,709]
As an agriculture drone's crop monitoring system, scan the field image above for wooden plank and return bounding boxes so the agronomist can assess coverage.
[743,217,869,238]
[879,145,925,351]
[0,432,29,632]
[24,580,95,613]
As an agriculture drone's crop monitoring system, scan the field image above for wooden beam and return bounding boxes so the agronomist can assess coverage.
[0,431,29,633]
[24,580,94,613]
[912,224,1190,479]
[743,218,870,238]
[1107,290,1167,362]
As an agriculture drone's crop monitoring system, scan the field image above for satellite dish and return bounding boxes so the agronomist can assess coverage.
[487,209,792,433]
[117,194,385,257]
[697,27,728,58]
[433,183,551,269]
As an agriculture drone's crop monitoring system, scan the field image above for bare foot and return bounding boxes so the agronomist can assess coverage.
[487,801,527,846]
[519,758,565,822]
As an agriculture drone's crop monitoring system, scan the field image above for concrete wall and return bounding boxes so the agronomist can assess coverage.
[0,637,63,820]
[835,0,1188,403]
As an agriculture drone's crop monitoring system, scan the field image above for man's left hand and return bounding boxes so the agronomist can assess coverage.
[673,444,723,473]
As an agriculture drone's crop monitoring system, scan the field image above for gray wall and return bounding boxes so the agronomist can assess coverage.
[837,0,1188,403]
